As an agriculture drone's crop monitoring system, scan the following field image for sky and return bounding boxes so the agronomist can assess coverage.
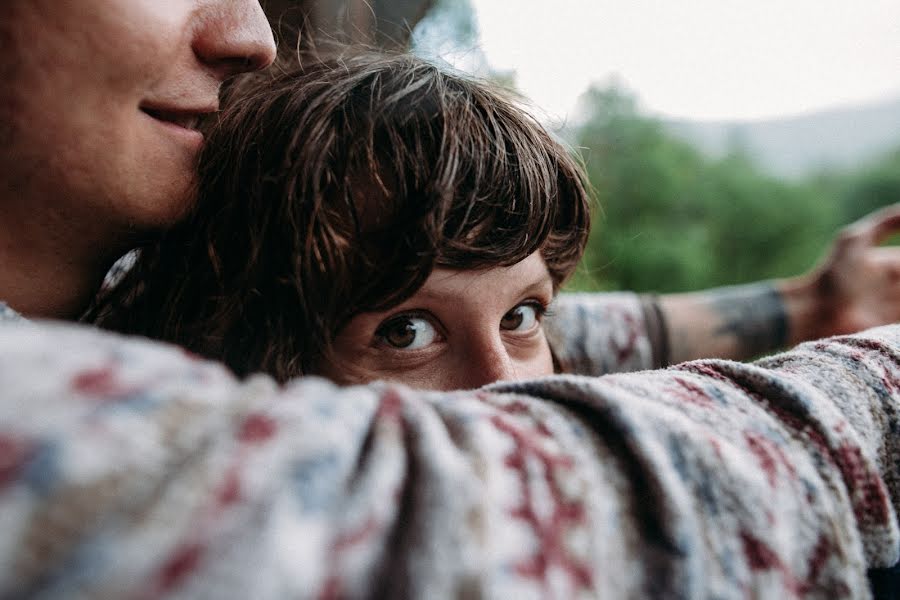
[418,0,900,122]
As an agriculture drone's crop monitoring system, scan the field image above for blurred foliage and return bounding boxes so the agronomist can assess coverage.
[567,85,900,293]
[837,148,900,224]
[408,1,900,294]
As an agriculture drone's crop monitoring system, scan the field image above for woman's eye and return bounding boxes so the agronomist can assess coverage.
[376,316,439,350]
[500,303,542,332]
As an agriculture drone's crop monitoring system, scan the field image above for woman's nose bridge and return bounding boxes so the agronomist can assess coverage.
[466,332,517,386]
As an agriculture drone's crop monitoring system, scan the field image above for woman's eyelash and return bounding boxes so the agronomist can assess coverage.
[375,310,432,332]
[372,310,445,347]
[521,299,552,319]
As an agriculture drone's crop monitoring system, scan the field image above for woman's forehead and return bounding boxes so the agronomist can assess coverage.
[411,252,552,302]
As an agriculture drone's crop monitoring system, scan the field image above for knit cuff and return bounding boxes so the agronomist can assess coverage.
[639,294,670,369]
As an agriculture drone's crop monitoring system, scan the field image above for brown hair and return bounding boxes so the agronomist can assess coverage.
[89,52,592,382]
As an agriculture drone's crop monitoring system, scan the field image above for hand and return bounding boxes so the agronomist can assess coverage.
[650,204,900,365]
[788,203,900,342]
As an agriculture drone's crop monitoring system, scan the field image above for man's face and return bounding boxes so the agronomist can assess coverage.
[0,1,275,232]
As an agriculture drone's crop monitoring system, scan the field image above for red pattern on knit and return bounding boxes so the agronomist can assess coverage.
[490,413,592,595]
[377,388,404,420]
[814,338,900,400]
[317,516,382,600]
[691,361,892,526]
[746,377,892,528]
[146,408,285,596]
[669,376,714,407]
[0,434,33,490]
[842,340,900,408]
[239,413,278,443]
[498,400,555,437]
[798,533,834,594]
[741,530,840,596]
[217,467,242,508]
[740,531,799,595]
[70,364,137,398]
[613,311,640,364]
[833,441,892,527]
[744,431,797,489]
[317,391,403,600]
[154,542,205,595]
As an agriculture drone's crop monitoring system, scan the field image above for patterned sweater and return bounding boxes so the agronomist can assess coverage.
[1,295,900,599]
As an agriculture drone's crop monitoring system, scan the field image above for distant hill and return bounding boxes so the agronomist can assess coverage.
[664,98,900,178]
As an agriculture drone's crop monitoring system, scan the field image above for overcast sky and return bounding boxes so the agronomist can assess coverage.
[427,0,900,122]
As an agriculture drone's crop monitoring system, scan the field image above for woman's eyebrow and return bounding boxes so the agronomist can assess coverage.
[516,276,555,299]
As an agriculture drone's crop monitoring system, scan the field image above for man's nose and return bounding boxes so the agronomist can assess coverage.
[193,1,277,79]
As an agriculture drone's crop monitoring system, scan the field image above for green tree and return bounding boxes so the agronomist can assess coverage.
[838,148,900,224]
[571,85,839,293]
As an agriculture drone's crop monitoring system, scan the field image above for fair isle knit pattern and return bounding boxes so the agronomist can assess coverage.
[2,309,900,597]
[545,292,657,374]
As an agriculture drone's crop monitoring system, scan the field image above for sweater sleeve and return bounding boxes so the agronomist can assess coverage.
[1,321,899,599]
[544,292,663,375]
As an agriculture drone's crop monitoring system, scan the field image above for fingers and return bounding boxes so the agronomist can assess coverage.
[844,203,900,246]
[869,247,900,283]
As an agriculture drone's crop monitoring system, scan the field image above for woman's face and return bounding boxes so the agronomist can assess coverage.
[320,252,557,391]
[0,1,275,231]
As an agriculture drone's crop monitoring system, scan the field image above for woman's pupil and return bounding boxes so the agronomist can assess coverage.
[387,321,417,347]
[502,308,524,330]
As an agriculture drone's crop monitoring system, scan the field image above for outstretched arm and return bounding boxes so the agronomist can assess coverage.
[657,280,790,364]
[549,204,900,373]
[660,204,900,364]
[3,319,900,597]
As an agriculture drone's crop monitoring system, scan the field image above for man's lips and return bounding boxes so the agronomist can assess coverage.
[140,104,218,132]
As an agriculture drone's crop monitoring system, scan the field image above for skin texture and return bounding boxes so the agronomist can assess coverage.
[660,204,900,363]
[0,0,275,318]
[319,252,556,390]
